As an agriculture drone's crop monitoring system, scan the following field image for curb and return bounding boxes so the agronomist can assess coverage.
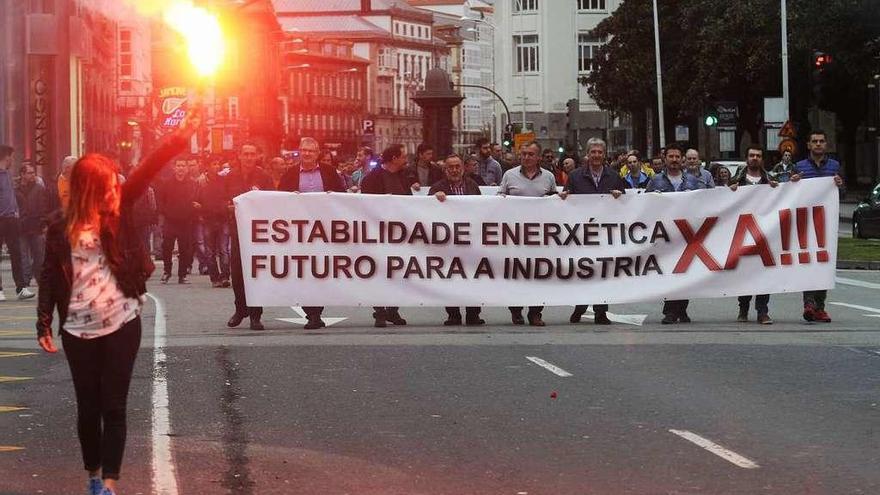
[837,260,880,270]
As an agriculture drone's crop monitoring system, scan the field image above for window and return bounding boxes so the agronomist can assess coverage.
[577,0,606,11]
[577,33,603,72]
[513,34,539,73]
[119,29,132,78]
[512,0,538,13]
[395,23,399,34]
[228,96,239,120]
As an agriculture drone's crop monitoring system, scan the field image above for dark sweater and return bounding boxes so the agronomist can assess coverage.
[361,166,414,195]
[159,177,197,223]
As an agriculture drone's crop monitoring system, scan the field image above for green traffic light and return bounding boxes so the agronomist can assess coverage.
[557,147,564,153]
[705,115,718,126]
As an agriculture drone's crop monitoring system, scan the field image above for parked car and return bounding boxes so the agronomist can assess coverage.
[852,181,880,239]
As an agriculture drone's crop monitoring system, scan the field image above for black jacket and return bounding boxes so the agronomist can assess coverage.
[277,163,345,193]
[404,162,444,187]
[731,167,771,186]
[564,166,628,194]
[158,176,197,223]
[360,166,414,195]
[36,134,188,338]
[428,178,482,196]
[15,182,50,235]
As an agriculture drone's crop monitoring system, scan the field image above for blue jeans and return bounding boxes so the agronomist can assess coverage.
[205,219,230,282]
[19,231,45,285]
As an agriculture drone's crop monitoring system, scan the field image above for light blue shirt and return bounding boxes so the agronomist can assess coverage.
[299,167,324,192]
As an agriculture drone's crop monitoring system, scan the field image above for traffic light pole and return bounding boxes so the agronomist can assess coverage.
[781,0,790,121]
[651,0,666,149]
[453,84,512,133]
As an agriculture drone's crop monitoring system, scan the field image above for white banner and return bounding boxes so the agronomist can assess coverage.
[234,178,839,307]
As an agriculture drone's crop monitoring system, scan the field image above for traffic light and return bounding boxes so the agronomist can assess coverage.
[502,131,513,150]
[811,51,833,106]
[704,108,718,127]
[557,140,565,154]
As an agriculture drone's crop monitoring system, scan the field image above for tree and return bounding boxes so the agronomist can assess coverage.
[585,0,880,172]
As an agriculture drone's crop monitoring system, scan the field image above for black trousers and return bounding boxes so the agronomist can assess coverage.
[230,230,262,319]
[303,306,323,319]
[445,307,481,320]
[62,317,142,480]
[803,290,828,311]
[0,217,26,291]
[663,300,689,317]
[509,306,543,318]
[372,307,401,319]
[738,294,770,315]
[161,219,192,278]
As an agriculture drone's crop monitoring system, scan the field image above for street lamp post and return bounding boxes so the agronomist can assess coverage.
[780,0,790,121]
[651,0,666,149]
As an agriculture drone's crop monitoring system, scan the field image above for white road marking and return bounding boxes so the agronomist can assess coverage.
[669,429,760,469]
[525,356,573,377]
[278,306,348,327]
[583,310,647,326]
[828,302,880,314]
[146,294,179,495]
[836,277,880,290]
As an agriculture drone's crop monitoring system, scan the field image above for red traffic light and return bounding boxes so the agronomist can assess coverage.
[814,52,832,69]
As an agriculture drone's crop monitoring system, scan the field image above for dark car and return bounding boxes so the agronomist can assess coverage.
[852,181,880,239]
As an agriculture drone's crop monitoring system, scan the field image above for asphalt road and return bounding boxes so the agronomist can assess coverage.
[1,268,879,495]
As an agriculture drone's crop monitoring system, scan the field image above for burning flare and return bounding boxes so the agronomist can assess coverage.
[162,2,225,77]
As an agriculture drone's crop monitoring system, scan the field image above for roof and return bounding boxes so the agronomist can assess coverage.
[273,0,423,14]
[278,16,389,37]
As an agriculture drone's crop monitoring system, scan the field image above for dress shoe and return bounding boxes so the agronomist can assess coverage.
[528,316,546,327]
[594,312,612,325]
[304,318,325,330]
[465,318,485,326]
[569,309,585,323]
[227,312,246,327]
[387,313,407,325]
[511,313,525,325]
[249,317,265,331]
[443,317,462,326]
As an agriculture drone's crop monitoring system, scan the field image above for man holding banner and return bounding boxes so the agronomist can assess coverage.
[729,145,779,324]
[278,137,346,330]
[497,141,558,326]
[361,144,415,328]
[560,137,627,326]
[646,143,710,324]
[429,154,485,326]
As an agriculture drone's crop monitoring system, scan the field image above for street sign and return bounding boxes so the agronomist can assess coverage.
[778,138,797,154]
[362,119,375,134]
[513,132,535,151]
[778,120,797,138]
[716,101,738,128]
[675,125,689,141]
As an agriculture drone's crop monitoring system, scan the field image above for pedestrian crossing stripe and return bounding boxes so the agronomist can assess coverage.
[0,352,36,358]
[0,316,35,320]
[0,446,24,452]
[0,376,32,383]
[0,305,38,310]
[0,406,27,413]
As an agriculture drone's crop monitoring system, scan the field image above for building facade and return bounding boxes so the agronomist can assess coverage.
[280,37,370,155]
[493,0,625,152]
[0,0,135,181]
[273,0,450,155]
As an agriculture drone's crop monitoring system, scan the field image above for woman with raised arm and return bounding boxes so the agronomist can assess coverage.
[35,114,197,495]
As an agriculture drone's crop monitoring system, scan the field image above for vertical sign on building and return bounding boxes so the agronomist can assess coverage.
[31,67,52,177]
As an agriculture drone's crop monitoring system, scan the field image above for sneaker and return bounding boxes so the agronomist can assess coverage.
[178,275,190,285]
[249,316,265,331]
[16,287,35,300]
[594,312,612,325]
[802,304,817,322]
[757,314,773,325]
[88,477,103,495]
[737,310,749,322]
[160,273,171,284]
[0,291,6,302]
[815,310,832,323]
[221,279,231,288]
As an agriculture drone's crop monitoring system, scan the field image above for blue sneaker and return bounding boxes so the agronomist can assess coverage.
[88,478,103,495]
[100,487,117,495]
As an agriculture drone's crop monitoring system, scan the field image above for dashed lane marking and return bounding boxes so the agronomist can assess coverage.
[0,376,32,384]
[0,352,37,358]
[525,356,573,377]
[0,406,27,413]
[0,316,36,321]
[836,277,880,290]
[0,331,31,337]
[0,446,24,453]
[0,305,39,310]
[669,429,760,469]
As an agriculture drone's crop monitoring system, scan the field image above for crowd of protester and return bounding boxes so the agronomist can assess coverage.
[1,129,842,333]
